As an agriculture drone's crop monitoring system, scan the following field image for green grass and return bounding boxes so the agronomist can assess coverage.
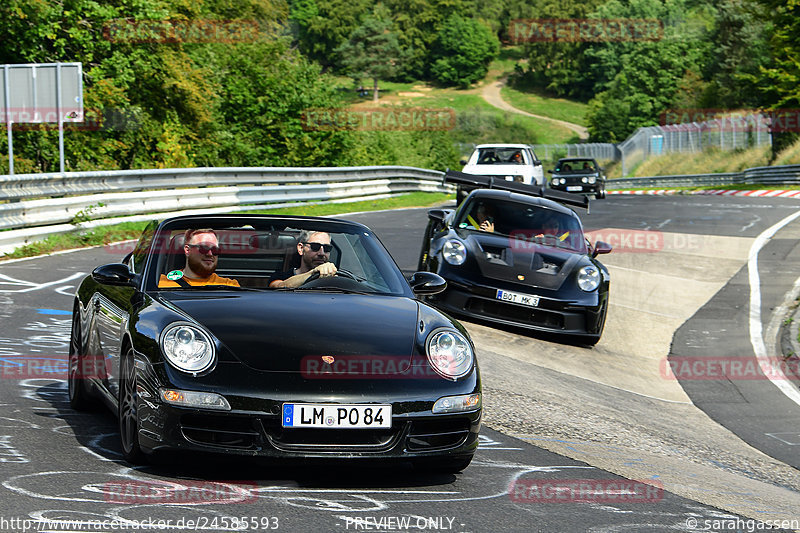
[500,86,589,126]
[1,192,453,261]
[325,68,581,145]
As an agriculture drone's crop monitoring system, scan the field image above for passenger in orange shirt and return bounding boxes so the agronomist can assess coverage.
[159,228,240,288]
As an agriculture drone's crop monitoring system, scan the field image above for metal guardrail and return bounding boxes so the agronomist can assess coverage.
[607,165,800,189]
[0,166,449,254]
[2,163,799,255]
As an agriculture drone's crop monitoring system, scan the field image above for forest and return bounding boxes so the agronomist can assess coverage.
[0,0,797,174]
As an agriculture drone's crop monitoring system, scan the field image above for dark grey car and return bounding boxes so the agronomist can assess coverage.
[548,158,606,199]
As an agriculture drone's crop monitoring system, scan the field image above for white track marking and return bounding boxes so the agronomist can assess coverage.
[748,210,800,407]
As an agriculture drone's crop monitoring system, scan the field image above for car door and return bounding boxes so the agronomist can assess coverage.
[94,289,130,398]
[525,148,544,185]
[94,220,156,398]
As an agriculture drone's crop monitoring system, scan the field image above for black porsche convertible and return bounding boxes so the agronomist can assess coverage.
[69,214,481,472]
[418,170,612,344]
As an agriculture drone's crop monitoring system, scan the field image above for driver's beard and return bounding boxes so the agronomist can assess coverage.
[187,254,216,278]
[301,253,323,272]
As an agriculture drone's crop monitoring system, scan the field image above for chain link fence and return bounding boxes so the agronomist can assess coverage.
[618,116,772,176]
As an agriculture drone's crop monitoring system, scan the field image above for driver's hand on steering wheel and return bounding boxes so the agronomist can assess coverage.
[312,262,337,278]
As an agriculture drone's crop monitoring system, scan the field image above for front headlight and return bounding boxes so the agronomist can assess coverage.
[588,176,596,184]
[577,265,601,292]
[426,329,474,380]
[581,176,588,183]
[443,240,467,265]
[161,323,215,374]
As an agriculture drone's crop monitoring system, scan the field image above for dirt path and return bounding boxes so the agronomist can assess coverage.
[481,77,589,140]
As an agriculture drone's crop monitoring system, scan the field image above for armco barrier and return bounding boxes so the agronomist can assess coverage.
[0,166,448,255]
[2,163,799,256]
[607,164,800,189]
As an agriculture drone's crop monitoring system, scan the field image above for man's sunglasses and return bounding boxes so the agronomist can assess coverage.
[187,243,221,256]
[303,242,332,253]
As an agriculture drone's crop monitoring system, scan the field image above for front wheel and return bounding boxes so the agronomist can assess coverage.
[68,308,91,411]
[119,348,145,464]
[596,186,606,199]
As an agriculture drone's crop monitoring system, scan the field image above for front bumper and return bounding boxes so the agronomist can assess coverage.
[427,277,606,338]
[549,182,603,195]
[134,361,481,460]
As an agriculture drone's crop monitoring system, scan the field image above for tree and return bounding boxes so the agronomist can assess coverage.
[289,0,370,69]
[749,0,800,155]
[703,0,770,109]
[335,4,404,101]
[429,14,499,88]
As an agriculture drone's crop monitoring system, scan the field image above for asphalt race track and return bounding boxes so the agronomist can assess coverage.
[1,194,799,532]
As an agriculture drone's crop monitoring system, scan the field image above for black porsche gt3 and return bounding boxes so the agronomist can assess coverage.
[68,214,481,473]
[418,171,612,344]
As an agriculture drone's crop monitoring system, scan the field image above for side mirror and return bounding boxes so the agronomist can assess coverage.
[459,158,468,166]
[547,169,553,174]
[427,209,447,224]
[592,241,612,258]
[92,263,136,286]
[408,271,447,296]
[533,160,542,166]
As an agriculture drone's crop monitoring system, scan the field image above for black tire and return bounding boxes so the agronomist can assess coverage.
[68,307,92,411]
[119,348,146,464]
[413,455,473,474]
[583,300,608,346]
[597,185,606,199]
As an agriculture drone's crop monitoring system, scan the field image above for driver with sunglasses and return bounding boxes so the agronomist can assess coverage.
[268,230,337,288]
[158,228,240,287]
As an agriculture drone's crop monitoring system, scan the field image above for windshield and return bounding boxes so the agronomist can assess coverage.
[476,148,526,165]
[455,198,587,253]
[143,218,410,296]
[556,159,596,172]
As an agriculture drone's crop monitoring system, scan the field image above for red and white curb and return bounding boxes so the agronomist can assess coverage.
[609,189,800,198]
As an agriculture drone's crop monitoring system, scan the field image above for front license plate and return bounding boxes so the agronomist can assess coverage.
[282,404,392,429]
[566,185,583,192]
[497,289,540,307]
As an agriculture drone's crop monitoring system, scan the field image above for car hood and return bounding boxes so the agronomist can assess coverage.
[159,291,418,373]
[457,230,585,291]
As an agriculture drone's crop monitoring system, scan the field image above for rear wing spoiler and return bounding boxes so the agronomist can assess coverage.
[443,169,590,210]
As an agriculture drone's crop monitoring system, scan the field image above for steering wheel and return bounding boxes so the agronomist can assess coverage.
[299,268,359,286]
